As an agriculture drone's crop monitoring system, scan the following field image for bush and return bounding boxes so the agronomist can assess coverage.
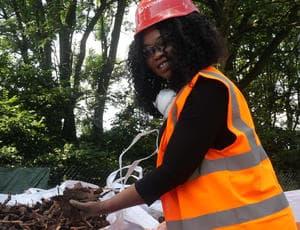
[33,143,119,187]
[0,92,50,161]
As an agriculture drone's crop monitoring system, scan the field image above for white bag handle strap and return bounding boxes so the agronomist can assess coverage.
[123,147,157,185]
[119,129,159,188]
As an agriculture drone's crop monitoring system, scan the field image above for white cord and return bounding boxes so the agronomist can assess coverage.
[118,129,159,189]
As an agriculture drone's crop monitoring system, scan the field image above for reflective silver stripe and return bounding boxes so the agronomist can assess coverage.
[169,70,269,179]
[189,145,268,180]
[171,104,178,125]
[167,192,289,230]
[170,87,186,126]
[200,70,258,149]
[186,70,268,179]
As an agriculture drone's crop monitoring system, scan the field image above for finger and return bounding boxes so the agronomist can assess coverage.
[157,222,167,230]
[69,199,85,210]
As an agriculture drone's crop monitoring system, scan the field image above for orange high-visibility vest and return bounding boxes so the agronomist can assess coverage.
[157,66,297,230]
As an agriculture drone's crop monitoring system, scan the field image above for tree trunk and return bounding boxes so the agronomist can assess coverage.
[92,0,127,143]
[59,0,77,143]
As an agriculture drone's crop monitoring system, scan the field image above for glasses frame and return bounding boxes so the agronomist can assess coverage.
[142,36,168,59]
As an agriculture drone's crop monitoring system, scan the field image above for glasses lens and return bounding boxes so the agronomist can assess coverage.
[142,37,167,59]
[142,46,156,58]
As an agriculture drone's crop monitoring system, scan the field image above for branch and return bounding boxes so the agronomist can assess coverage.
[92,0,127,135]
[10,0,30,63]
[293,87,300,131]
[202,0,223,25]
[33,0,52,71]
[73,0,114,91]
[100,17,108,59]
[224,11,253,76]
[59,0,80,90]
[229,11,253,43]
[65,0,77,28]
[238,6,299,89]
[107,0,126,63]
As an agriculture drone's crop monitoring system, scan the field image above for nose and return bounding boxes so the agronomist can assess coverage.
[153,46,164,59]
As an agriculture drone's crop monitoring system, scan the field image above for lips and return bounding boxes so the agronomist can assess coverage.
[157,60,169,71]
[153,57,172,80]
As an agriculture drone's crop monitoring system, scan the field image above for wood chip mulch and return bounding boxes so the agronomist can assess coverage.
[0,183,110,230]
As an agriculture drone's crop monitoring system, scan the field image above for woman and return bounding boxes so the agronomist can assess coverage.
[70,0,297,229]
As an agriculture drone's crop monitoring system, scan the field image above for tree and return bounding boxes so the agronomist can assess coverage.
[0,0,121,143]
[197,0,299,87]
[0,0,298,187]
[91,0,127,143]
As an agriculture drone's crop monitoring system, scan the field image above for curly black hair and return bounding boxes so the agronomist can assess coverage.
[127,12,226,116]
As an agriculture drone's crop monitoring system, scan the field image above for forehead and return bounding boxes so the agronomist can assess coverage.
[143,27,161,45]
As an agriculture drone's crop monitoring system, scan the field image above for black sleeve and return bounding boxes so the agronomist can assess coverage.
[135,78,228,205]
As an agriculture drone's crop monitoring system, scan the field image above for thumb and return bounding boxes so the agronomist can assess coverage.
[69,199,85,210]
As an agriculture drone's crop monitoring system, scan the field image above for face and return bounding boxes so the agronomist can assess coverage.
[142,28,173,80]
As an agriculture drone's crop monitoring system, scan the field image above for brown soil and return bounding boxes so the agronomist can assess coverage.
[0,183,109,229]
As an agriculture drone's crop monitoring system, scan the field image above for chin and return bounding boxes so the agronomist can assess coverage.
[161,72,172,80]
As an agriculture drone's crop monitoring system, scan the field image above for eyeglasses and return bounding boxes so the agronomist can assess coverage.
[142,37,168,59]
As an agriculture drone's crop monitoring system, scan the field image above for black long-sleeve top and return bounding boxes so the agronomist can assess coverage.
[135,77,236,205]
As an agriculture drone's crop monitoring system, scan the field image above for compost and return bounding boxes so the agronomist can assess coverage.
[0,183,109,230]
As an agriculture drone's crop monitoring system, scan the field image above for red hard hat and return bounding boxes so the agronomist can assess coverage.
[135,0,199,35]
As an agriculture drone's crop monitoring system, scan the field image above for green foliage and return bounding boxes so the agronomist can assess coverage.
[33,143,119,187]
[0,62,68,140]
[258,127,300,168]
[246,28,299,174]
[197,0,298,87]
[0,0,298,189]
[82,52,104,88]
[258,127,300,190]
[0,145,22,166]
[0,91,49,162]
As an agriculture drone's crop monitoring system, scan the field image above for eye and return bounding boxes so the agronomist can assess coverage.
[142,46,156,58]
[142,37,168,58]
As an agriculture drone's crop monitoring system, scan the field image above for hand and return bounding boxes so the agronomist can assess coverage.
[70,185,144,219]
[156,221,167,230]
[69,199,103,217]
